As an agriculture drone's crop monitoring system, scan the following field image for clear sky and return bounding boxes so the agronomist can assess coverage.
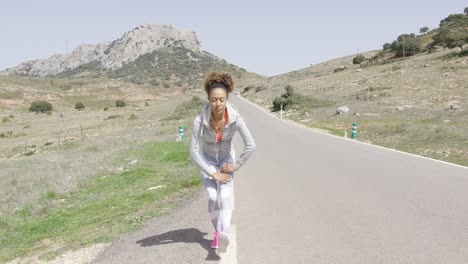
[1,0,466,76]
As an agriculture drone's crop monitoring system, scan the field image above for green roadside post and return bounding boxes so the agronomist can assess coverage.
[351,122,357,139]
[179,125,185,141]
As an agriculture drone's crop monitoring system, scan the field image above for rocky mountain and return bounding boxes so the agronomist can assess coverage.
[2,24,249,84]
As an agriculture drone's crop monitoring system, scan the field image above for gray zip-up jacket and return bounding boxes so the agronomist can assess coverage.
[189,100,256,178]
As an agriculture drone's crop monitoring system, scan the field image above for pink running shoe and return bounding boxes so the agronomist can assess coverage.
[211,231,219,249]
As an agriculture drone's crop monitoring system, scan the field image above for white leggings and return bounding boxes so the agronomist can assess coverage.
[201,152,234,233]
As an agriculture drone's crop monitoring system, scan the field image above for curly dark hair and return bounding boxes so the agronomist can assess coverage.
[204,72,235,95]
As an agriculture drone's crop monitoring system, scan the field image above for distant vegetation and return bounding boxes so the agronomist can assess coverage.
[357,8,467,65]
[353,55,366,64]
[272,85,335,112]
[57,44,249,87]
[29,100,53,113]
[115,99,126,107]
[75,102,85,111]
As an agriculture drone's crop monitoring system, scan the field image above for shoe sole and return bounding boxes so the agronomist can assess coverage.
[217,232,229,253]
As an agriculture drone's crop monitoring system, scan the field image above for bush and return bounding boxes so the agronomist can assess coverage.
[433,26,468,49]
[104,107,109,111]
[353,55,366,64]
[272,85,334,112]
[439,13,465,27]
[284,85,295,97]
[2,117,10,123]
[383,43,391,50]
[243,86,254,93]
[420,26,429,34]
[390,34,422,57]
[29,100,53,113]
[115,100,126,107]
[272,97,288,111]
[148,79,160,86]
[255,86,267,92]
[75,102,85,110]
[129,113,138,120]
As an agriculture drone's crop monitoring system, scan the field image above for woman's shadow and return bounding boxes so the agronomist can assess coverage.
[136,228,221,261]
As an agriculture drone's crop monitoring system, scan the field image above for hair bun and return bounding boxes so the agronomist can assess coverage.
[204,72,235,94]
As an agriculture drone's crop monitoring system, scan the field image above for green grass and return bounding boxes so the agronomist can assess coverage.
[0,140,201,262]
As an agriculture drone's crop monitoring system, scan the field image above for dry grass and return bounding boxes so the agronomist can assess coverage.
[241,48,468,167]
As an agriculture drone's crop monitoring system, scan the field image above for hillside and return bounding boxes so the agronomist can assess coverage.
[2,24,258,87]
[236,10,468,167]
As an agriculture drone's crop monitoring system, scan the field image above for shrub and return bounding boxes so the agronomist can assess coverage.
[2,117,9,123]
[148,79,160,86]
[353,55,366,64]
[383,43,391,50]
[432,26,468,49]
[75,102,85,110]
[272,85,334,112]
[272,97,288,111]
[419,26,429,34]
[104,107,109,111]
[390,34,421,57]
[29,100,53,113]
[116,99,126,107]
[439,13,465,27]
[129,113,138,120]
[284,85,295,97]
[243,86,254,92]
[255,86,267,92]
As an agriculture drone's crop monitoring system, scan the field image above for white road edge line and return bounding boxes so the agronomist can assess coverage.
[236,95,468,170]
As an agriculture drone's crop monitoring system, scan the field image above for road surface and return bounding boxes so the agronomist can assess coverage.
[93,95,468,264]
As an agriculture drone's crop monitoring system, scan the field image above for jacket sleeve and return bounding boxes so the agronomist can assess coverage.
[189,114,217,177]
[234,113,256,172]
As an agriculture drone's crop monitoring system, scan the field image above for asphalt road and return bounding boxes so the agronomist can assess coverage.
[93,95,468,264]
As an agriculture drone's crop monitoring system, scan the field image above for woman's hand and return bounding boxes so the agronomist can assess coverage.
[220,162,234,173]
[212,172,232,183]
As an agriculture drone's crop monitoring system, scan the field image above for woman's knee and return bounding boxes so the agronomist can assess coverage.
[206,187,218,202]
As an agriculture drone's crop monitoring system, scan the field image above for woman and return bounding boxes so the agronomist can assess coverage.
[189,72,256,253]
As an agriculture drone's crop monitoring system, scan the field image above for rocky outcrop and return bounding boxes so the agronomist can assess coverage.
[3,24,202,77]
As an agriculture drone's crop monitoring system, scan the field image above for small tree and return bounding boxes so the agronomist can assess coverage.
[420,26,429,34]
[353,55,366,64]
[115,99,126,107]
[439,14,465,27]
[465,7,468,15]
[29,100,53,113]
[433,26,467,50]
[75,102,85,111]
[272,97,288,112]
[284,85,295,97]
[390,34,421,57]
[383,43,391,50]
[445,31,466,49]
